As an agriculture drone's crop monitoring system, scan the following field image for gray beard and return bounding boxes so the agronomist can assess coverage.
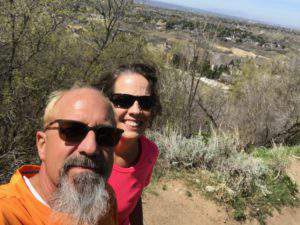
[49,156,110,225]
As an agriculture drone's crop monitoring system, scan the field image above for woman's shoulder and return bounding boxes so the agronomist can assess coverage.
[140,135,159,156]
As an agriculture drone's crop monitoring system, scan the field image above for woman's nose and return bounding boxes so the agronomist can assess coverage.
[128,100,142,114]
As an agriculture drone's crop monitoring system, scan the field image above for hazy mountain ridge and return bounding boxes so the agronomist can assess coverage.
[134,0,299,31]
[135,0,212,15]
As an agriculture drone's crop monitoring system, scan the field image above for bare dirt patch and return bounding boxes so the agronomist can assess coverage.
[143,159,300,225]
[143,180,257,225]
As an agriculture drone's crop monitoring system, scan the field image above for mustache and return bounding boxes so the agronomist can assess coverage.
[62,154,103,174]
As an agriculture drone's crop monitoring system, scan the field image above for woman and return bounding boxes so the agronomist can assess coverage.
[95,63,162,225]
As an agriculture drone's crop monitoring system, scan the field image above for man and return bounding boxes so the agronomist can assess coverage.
[0,87,123,225]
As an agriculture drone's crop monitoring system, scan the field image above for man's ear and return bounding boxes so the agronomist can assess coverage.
[36,131,46,161]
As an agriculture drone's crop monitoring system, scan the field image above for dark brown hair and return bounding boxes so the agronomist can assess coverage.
[93,63,162,122]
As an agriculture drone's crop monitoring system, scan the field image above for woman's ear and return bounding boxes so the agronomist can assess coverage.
[36,131,46,161]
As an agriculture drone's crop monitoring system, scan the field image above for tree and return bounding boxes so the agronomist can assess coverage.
[181,21,220,137]
[0,0,71,92]
[79,0,133,76]
[0,0,74,182]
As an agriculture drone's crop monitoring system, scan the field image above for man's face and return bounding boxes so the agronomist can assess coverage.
[37,88,114,187]
[36,88,116,225]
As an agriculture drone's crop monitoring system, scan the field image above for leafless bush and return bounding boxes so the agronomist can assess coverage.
[220,58,300,146]
[157,57,300,147]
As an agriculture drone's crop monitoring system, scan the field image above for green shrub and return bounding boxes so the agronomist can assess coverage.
[148,129,299,224]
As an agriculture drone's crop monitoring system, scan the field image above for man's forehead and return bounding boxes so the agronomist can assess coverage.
[52,88,110,123]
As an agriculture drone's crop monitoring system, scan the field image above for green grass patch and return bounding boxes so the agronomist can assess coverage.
[253,145,300,159]
[290,146,300,157]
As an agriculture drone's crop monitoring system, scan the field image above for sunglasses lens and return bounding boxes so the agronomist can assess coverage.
[48,120,123,147]
[138,96,154,110]
[59,121,87,143]
[95,127,123,147]
[111,94,154,110]
[111,94,134,109]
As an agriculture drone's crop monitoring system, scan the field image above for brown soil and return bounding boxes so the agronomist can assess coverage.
[143,158,300,225]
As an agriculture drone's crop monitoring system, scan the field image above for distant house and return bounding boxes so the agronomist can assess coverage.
[224,37,233,41]
[117,28,136,36]
[163,40,172,53]
[66,24,85,34]
[156,20,166,31]
[210,52,238,70]
[199,77,230,91]
[87,13,105,23]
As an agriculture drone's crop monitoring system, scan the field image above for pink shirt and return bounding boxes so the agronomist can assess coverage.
[108,135,159,225]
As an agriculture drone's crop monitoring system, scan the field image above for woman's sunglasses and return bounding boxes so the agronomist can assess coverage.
[110,93,155,110]
[44,119,123,147]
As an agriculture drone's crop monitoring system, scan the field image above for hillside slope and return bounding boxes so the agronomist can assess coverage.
[143,158,300,225]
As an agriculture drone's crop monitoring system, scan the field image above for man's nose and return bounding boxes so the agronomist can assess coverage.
[78,131,98,155]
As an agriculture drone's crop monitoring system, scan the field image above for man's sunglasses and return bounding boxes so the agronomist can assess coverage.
[110,93,155,110]
[44,119,123,147]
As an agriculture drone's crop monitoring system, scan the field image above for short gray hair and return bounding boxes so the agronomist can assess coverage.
[43,85,115,128]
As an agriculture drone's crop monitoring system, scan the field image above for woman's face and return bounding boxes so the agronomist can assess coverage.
[112,72,152,140]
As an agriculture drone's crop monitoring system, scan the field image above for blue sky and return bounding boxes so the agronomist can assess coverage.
[157,0,300,29]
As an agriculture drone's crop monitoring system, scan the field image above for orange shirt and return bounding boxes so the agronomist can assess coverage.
[0,165,118,225]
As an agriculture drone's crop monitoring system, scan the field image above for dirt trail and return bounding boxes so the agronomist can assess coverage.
[143,158,300,225]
